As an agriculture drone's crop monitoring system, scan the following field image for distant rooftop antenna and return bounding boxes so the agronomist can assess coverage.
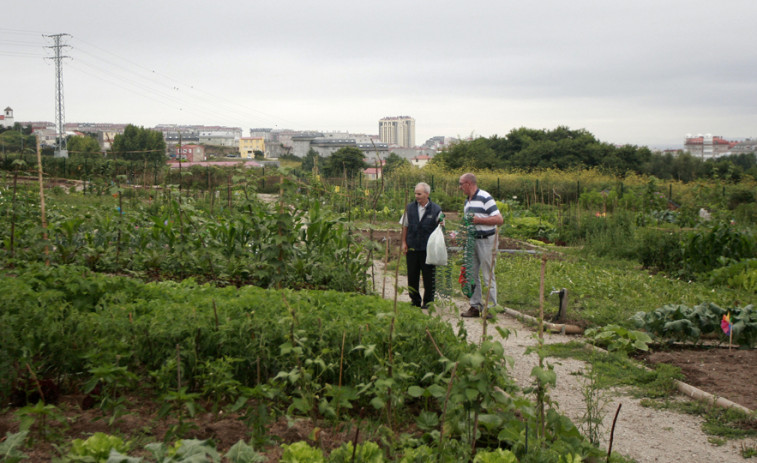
[44,33,71,158]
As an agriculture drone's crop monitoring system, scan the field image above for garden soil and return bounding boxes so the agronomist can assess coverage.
[370,260,757,463]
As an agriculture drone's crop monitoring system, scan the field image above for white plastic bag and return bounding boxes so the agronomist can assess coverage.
[425,225,448,266]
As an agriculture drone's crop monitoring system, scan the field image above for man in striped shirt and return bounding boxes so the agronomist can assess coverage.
[459,173,503,318]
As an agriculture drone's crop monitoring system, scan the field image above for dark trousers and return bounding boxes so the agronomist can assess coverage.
[407,250,435,307]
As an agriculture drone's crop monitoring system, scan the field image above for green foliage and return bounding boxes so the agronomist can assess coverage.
[635,228,684,274]
[0,188,370,292]
[224,440,266,463]
[15,401,67,442]
[111,124,166,162]
[472,448,518,462]
[505,216,555,241]
[280,441,325,462]
[0,431,28,463]
[68,135,102,157]
[497,251,752,328]
[584,325,652,354]
[382,153,411,177]
[144,439,221,462]
[680,222,756,278]
[540,342,682,399]
[709,258,757,292]
[632,302,757,347]
[328,441,384,462]
[433,126,651,173]
[323,147,367,179]
[64,432,131,462]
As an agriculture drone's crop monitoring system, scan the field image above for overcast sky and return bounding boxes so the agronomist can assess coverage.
[3,0,756,148]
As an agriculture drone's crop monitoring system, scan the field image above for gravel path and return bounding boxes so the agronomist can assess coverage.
[370,261,756,462]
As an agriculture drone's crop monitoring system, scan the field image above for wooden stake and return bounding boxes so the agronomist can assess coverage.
[338,331,346,387]
[539,255,546,340]
[607,403,622,463]
[382,231,389,299]
[35,135,49,263]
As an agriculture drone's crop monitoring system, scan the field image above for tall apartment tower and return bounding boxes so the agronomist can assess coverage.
[379,116,415,147]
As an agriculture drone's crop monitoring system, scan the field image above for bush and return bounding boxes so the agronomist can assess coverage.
[635,228,683,274]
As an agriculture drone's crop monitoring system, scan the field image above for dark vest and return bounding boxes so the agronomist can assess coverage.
[405,199,442,251]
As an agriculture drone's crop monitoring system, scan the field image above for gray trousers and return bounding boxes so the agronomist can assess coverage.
[469,234,497,309]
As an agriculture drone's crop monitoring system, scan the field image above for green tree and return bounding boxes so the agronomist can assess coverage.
[111,124,166,162]
[323,146,367,178]
[433,137,500,170]
[382,152,411,176]
[67,135,102,158]
[301,148,324,174]
[0,129,36,154]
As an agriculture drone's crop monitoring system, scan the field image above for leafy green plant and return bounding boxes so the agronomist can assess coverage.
[584,324,652,354]
[144,439,221,462]
[15,401,67,443]
[472,448,518,462]
[158,387,203,441]
[577,361,609,447]
[83,362,138,425]
[709,258,757,293]
[63,432,131,462]
[0,430,29,463]
[280,441,325,463]
[224,440,266,463]
[633,302,757,347]
[328,441,384,462]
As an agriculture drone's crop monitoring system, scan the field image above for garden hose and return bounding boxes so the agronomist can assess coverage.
[434,213,477,299]
[459,213,477,298]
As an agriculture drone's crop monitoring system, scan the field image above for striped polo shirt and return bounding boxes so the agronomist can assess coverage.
[464,188,500,237]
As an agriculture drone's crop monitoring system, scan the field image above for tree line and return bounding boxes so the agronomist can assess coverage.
[430,126,757,182]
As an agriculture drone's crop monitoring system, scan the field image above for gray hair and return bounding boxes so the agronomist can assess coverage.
[415,182,431,194]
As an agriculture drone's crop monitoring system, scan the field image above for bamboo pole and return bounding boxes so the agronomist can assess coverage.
[539,255,546,340]
[35,135,49,263]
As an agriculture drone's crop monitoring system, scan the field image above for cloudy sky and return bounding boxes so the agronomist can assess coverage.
[3,0,756,148]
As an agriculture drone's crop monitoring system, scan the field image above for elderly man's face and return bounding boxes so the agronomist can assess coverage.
[458,177,473,196]
[414,186,429,205]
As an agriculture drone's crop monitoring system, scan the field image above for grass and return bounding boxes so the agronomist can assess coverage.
[640,398,757,440]
[542,342,757,442]
[496,249,752,327]
[540,342,682,397]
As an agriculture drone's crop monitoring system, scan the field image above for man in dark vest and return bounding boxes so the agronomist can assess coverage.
[400,182,443,309]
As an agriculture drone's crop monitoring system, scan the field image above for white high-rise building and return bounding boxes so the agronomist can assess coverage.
[379,116,415,147]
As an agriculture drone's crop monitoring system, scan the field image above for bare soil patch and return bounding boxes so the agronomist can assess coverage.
[643,346,757,411]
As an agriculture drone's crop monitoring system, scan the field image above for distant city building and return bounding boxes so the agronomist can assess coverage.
[422,135,456,150]
[411,154,432,168]
[0,107,15,128]
[389,146,436,161]
[729,139,757,156]
[172,144,205,162]
[239,137,266,158]
[379,116,415,148]
[684,134,739,159]
[290,131,388,159]
[363,167,382,181]
[199,127,242,147]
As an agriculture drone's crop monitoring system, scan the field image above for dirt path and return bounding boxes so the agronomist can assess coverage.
[370,261,756,463]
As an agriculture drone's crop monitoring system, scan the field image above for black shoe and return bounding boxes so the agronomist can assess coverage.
[421,303,430,309]
[461,307,480,318]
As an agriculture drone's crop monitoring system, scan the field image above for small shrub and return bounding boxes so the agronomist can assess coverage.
[584,324,652,354]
